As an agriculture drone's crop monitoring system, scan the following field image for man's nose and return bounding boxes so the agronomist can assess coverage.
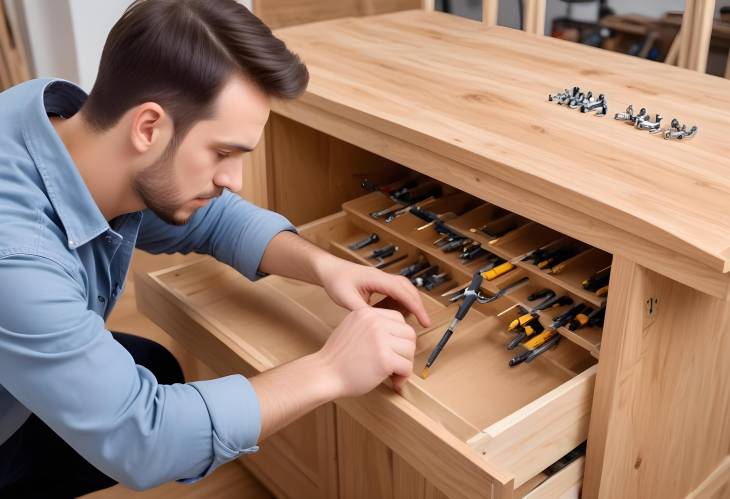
[214,161,243,193]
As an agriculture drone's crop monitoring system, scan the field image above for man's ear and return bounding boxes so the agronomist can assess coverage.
[129,102,172,154]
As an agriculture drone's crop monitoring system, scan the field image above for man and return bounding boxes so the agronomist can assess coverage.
[0,0,430,496]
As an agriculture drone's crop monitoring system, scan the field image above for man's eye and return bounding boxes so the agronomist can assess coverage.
[216,150,231,159]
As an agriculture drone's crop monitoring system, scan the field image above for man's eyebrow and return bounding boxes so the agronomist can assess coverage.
[215,142,255,153]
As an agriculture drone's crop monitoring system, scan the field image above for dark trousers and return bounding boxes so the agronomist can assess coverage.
[0,332,184,498]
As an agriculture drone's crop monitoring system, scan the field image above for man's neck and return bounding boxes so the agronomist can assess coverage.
[50,114,145,221]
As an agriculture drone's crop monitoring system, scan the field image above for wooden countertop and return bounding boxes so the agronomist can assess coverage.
[272,10,730,276]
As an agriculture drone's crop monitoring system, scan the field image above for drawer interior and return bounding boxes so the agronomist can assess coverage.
[154,171,606,494]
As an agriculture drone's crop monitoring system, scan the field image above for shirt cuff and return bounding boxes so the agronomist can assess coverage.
[181,375,261,483]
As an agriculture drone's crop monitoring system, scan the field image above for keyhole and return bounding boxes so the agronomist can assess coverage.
[646,297,658,316]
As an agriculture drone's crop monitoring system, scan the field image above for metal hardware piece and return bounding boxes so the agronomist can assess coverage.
[635,110,663,133]
[614,104,636,123]
[663,118,698,140]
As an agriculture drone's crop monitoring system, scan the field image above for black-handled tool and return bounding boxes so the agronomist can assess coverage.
[349,233,379,250]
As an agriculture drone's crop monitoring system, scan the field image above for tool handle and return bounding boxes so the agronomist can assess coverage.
[526,335,561,363]
[409,206,440,223]
[507,330,527,350]
[425,328,454,367]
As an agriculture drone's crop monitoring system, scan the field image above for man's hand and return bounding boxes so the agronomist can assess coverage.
[251,306,417,440]
[260,231,431,328]
[318,258,431,329]
[318,307,416,396]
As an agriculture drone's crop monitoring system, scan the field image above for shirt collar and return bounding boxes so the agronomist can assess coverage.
[21,79,110,250]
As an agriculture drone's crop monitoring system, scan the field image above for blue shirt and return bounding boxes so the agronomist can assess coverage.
[0,79,296,489]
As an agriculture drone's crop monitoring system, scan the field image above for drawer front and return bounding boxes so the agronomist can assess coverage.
[523,457,584,499]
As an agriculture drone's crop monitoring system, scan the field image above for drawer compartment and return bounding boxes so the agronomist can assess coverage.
[140,203,601,498]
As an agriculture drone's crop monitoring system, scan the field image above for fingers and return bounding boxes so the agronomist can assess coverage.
[370,307,407,323]
[389,353,413,392]
[375,275,431,328]
[388,336,416,362]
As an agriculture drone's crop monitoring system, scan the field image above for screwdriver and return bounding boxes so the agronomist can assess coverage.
[508,303,585,351]
[421,274,529,379]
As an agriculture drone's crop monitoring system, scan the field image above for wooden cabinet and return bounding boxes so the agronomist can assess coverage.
[135,10,730,499]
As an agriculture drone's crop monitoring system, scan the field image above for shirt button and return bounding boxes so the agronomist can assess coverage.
[98,295,106,303]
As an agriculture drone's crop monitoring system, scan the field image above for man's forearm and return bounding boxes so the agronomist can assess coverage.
[250,351,340,441]
[258,231,342,286]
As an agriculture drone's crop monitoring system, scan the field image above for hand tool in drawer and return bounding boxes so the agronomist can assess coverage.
[535,245,581,270]
[361,177,418,196]
[375,254,408,270]
[383,196,440,223]
[367,243,398,260]
[440,237,473,253]
[509,329,562,367]
[507,303,587,355]
[396,258,430,278]
[458,243,492,263]
[568,303,606,331]
[473,214,522,241]
[349,233,380,250]
[506,292,571,331]
[420,273,530,378]
[410,264,440,288]
[369,183,442,220]
[568,306,594,331]
[432,219,468,246]
[582,265,611,292]
[423,272,451,291]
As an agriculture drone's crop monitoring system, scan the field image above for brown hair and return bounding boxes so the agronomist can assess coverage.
[81,0,308,142]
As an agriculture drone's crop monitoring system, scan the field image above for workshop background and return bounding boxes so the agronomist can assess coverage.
[1,1,728,498]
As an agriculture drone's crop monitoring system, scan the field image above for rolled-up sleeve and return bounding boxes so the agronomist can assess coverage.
[0,253,260,490]
[135,190,296,281]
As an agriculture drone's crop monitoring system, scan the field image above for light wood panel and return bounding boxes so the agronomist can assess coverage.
[482,0,498,26]
[584,254,730,498]
[678,0,716,71]
[82,462,272,499]
[251,0,422,29]
[523,0,546,36]
[266,114,407,225]
[0,1,30,90]
[337,408,451,499]
[271,11,730,280]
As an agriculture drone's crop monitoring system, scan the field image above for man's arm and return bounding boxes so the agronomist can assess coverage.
[0,253,261,489]
[135,189,296,281]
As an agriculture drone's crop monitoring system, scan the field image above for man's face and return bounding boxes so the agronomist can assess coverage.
[133,75,270,225]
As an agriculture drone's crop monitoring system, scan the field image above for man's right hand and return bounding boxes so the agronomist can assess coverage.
[251,307,416,441]
[316,307,417,397]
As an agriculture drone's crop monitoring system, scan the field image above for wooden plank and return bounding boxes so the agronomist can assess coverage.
[241,121,273,208]
[583,255,730,498]
[273,10,730,275]
[482,0,498,26]
[270,98,730,299]
[688,0,716,72]
[523,457,583,499]
[252,0,421,29]
[523,0,545,36]
[82,461,273,499]
[337,386,513,499]
[679,0,716,71]
[685,456,730,499]
[467,365,596,488]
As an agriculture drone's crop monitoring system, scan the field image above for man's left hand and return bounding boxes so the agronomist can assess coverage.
[319,259,431,328]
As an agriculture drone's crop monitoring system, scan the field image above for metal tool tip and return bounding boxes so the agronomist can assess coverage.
[420,367,430,379]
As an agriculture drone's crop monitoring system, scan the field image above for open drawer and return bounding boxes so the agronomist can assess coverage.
[137,208,599,499]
